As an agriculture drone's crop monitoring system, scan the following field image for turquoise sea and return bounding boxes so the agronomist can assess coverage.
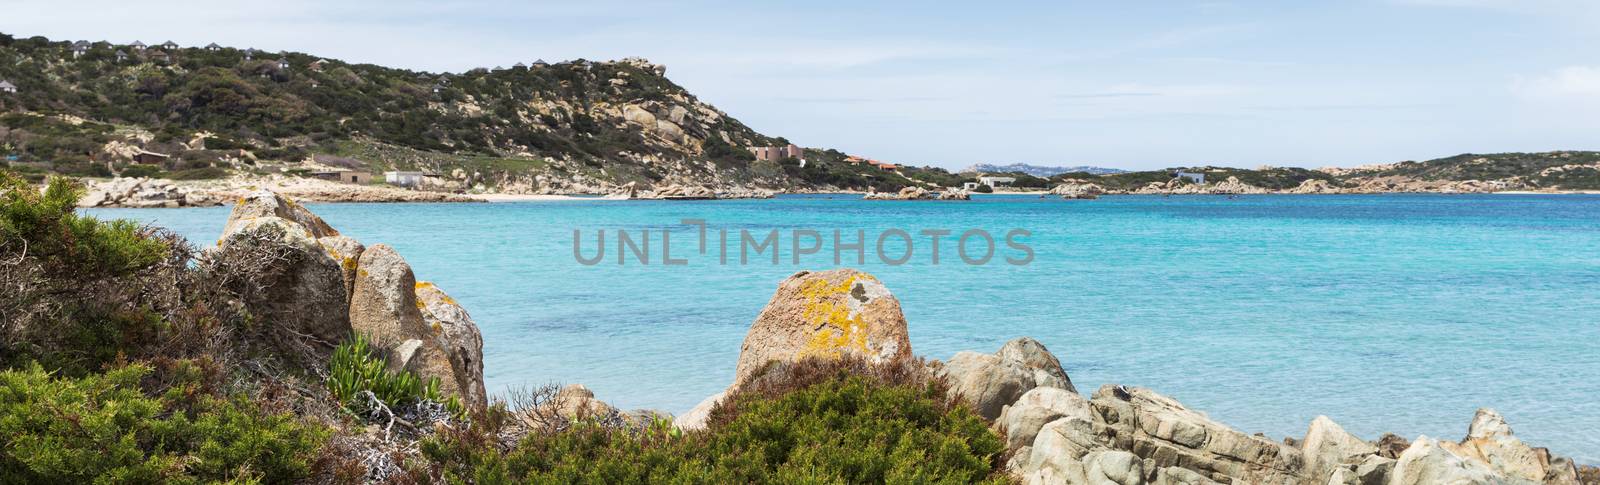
[90,194,1600,461]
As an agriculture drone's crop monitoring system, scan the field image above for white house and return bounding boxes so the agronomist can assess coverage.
[0,80,17,94]
[1173,171,1206,184]
[977,176,1016,189]
[385,171,425,187]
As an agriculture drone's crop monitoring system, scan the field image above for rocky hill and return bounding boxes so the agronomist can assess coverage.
[0,32,881,193]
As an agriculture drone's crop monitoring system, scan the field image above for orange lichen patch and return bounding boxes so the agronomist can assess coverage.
[796,275,873,359]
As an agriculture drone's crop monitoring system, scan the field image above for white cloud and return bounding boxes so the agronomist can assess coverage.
[1512,66,1600,99]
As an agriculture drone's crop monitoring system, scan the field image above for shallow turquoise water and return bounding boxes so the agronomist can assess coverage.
[91,194,1600,461]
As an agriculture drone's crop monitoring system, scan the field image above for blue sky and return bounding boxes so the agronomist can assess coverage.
[5,0,1599,170]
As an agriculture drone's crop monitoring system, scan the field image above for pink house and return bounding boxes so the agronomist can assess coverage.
[747,144,804,161]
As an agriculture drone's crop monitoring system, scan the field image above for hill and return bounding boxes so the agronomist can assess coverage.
[0,32,935,193]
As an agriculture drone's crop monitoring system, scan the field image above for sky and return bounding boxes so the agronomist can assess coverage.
[4,0,1599,170]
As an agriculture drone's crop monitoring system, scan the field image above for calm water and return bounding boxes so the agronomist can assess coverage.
[90,194,1600,461]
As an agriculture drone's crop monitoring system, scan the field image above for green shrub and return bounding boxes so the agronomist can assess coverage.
[0,361,329,483]
[419,358,1009,484]
[0,174,168,277]
[328,335,463,417]
[0,173,177,373]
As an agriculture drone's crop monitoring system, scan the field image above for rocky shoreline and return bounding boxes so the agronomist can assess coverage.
[191,190,1592,483]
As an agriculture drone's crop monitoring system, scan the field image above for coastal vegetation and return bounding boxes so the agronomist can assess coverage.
[418,358,1008,484]
[0,171,1018,483]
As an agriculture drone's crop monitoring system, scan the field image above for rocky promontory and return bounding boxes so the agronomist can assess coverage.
[668,267,1595,485]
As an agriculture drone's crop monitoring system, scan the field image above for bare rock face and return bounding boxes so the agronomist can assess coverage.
[1017,416,1101,484]
[1449,408,1578,485]
[214,194,350,358]
[1390,436,1511,485]
[1302,415,1379,480]
[416,281,487,410]
[317,235,365,302]
[942,337,1075,420]
[349,244,483,410]
[863,186,934,200]
[999,387,1091,453]
[731,269,912,388]
[221,189,339,240]
[1088,385,1307,484]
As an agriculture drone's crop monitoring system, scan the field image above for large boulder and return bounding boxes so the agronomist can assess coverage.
[415,281,487,410]
[1088,385,1307,484]
[1301,415,1378,481]
[942,337,1075,420]
[1018,415,1102,484]
[213,196,350,358]
[998,387,1091,452]
[1390,436,1519,485]
[1448,408,1579,485]
[730,269,912,388]
[221,189,339,241]
[349,244,485,411]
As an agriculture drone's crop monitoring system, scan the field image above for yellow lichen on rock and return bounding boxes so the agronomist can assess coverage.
[797,275,873,359]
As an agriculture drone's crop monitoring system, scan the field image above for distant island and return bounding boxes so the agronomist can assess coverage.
[961,163,1126,177]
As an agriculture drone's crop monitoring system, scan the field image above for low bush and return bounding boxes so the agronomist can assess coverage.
[418,357,1009,484]
[0,361,329,483]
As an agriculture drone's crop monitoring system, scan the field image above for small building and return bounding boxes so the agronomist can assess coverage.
[276,57,291,70]
[878,163,899,172]
[147,50,170,63]
[204,42,222,51]
[309,59,328,71]
[513,62,528,70]
[114,50,128,62]
[385,171,425,187]
[431,83,446,94]
[129,41,147,51]
[1173,171,1206,184]
[843,155,866,165]
[977,176,1016,189]
[0,80,17,94]
[532,59,549,67]
[746,144,804,161]
[132,150,170,164]
[243,48,257,60]
[71,42,90,58]
[310,170,372,184]
[962,181,981,191]
[161,41,179,50]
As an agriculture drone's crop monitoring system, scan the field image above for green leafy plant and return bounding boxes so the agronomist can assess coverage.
[328,334,463,417]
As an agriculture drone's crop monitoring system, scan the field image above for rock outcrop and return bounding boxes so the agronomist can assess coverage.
[733,269,912,387]
[350,244,487,410]
[677,269,912,430]
[941,337,1075,420]
[864,186,936,200]
[642,184,717,199]
[1052,181,1106,199]
[214,191,350,357]
[77,177,224,208]
[1088,385,1308,484]
[214,190,487,411]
